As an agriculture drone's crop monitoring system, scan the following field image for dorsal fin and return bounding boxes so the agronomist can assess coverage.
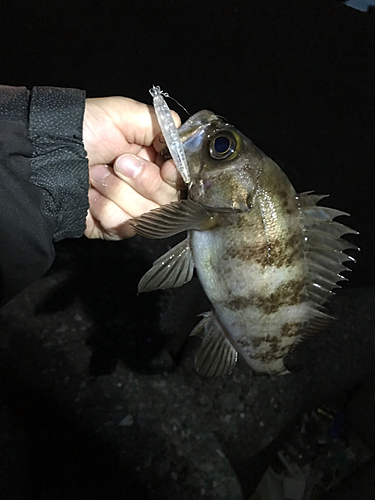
[297,192,359,336]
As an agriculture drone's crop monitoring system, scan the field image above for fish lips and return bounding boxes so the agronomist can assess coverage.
[160,110,220,160]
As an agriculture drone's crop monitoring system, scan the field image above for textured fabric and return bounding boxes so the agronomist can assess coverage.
[29,87,89,241]
[0,85,88,307]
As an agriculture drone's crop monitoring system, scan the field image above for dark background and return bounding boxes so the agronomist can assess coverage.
[1,0,373,287]
[0,1,374,499]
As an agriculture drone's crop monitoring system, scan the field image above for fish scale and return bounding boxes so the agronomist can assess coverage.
[130,108,358,377]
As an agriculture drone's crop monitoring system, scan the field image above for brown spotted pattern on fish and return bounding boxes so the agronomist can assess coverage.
[224,278,305,313]
[130,109,358,377]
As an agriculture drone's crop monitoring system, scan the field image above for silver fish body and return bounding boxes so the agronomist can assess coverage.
[131,111,357,376]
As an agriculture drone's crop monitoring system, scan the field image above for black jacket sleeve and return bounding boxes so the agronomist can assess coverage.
[0,86,89,307]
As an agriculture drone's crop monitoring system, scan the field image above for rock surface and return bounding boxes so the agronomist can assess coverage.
[0,236,374,498]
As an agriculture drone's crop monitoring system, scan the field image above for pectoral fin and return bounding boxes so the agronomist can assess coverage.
[191,312,238,377]
[138,238,194,293]
[129,200,214,239]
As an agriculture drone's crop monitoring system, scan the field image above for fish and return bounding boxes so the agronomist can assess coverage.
[130,110,358,376]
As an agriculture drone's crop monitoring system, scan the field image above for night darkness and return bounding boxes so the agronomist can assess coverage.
[0,1,374,499]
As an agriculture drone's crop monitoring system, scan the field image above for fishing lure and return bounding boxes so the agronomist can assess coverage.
[149,86,191,184]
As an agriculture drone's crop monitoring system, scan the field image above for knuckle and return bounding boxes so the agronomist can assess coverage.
[139,168,164,197]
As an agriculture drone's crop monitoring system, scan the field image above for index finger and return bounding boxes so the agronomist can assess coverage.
[110,98,180,147]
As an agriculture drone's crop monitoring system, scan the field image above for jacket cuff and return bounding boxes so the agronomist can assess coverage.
[29,86,89,242]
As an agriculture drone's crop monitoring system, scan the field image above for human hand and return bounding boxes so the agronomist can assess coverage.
[82,96,185,240]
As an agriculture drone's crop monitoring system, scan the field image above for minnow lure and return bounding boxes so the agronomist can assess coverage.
[149,86,191,184]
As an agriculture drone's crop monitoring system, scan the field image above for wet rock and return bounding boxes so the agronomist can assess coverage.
[1,264,375,498]
[321,459,375,500]
[347,373,375,453]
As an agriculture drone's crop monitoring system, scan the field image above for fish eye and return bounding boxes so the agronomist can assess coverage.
[209,132,237,160]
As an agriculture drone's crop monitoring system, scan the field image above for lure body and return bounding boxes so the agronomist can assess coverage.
[149,86,190,184]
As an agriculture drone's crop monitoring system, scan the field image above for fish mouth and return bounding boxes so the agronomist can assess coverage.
[179,110,219,146]
[161,110,220,160]
[179,110,225,159]
[178,110,218,140]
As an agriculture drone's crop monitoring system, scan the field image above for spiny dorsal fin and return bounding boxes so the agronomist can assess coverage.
[298,192,359,316]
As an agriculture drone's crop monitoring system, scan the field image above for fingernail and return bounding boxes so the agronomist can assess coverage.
[90,164,110,183]
[115,154,143,178]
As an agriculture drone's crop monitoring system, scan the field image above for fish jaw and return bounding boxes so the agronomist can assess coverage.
[178,110,218,140]
[178,110,221,185]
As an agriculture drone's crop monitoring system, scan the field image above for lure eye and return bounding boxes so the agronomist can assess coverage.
[209,132,237,160]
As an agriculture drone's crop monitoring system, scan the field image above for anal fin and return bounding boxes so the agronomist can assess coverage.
[191,312,238,377]
[138,238,194,293]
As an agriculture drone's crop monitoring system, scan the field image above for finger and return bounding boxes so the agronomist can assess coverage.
[113,154,179,206]
[113,98,181,147]
[85,207,124,240]
[90,163,163,217]
[153,132,167,154]
[86,187,135,240]
[160,159,187,191]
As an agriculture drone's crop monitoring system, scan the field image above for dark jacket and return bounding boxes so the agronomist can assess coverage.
[0,86,89,307]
